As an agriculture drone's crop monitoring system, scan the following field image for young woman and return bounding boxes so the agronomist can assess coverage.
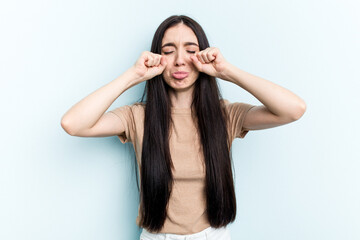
[61,15,306,240]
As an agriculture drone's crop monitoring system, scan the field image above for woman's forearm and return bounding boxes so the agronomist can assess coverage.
[61,67,141,135]
[221,63,306,120]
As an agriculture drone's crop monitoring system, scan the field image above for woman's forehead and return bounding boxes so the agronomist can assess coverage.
[162,24,198,46]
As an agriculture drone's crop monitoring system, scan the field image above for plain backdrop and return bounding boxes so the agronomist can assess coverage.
[1,0,359,239]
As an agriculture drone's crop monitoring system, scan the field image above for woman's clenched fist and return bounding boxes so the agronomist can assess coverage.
[132,51,167,82]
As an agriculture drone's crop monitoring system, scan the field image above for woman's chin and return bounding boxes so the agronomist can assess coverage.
[170,80,196,92]
[172,78,187,86]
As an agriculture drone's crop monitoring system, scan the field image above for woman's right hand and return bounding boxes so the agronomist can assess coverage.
[131,51,167,82]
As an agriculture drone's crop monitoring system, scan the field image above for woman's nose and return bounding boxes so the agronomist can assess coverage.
[174,51,186,66]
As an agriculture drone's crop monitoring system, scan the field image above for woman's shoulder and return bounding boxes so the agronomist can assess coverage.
[220,98,231,105]
[109,101,145,119]
[220,98,256,118]
[220,98,233,110]
[132,101,146,109]
[220,98,253,108]
[127,102,146,116]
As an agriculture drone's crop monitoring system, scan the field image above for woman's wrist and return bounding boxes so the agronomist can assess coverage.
[123,66,146,87]
[217,62,235,82]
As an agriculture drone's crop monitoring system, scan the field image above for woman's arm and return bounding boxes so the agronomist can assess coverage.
[191,47,307,131]
[61,51,167,136]
[60,67,140,136]
[221,63,307,130]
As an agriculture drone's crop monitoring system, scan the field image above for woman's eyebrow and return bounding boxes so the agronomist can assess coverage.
[161,42,199,48]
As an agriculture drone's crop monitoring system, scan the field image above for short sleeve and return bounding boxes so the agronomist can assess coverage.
[223,99,256,140]
[108,105,134,144]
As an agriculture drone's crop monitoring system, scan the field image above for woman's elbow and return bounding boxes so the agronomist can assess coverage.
[291,100,307,121]
[60,117,77,136]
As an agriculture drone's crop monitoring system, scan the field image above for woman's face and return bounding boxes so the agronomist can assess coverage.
[161,23,200,92]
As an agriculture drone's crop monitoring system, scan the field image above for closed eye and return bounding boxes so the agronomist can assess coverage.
[163,51,196,55]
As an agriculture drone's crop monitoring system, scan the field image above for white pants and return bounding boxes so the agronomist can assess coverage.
[139,226,231,240]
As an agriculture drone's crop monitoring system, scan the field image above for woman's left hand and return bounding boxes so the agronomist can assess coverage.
[190,47,230,80]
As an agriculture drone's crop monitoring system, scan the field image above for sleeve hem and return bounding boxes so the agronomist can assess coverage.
[108,110,130,143]
[237,105,256,139]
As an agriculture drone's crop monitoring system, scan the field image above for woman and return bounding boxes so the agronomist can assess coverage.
[61,15,306,240]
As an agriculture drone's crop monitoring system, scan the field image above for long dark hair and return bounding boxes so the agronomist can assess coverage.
[137,15,236,232]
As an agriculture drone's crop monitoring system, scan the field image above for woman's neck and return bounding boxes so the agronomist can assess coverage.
[168,87,194,109]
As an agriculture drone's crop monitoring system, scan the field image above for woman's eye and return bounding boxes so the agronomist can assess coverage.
[163,51,196,55]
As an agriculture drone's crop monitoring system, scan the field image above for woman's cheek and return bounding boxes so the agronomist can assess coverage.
[165,67,171,77]
[162,69,170,80]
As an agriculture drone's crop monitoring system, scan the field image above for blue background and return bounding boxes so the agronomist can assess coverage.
[1,0,359,239]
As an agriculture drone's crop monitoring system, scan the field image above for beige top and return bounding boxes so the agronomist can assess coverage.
[109,99,256,234]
